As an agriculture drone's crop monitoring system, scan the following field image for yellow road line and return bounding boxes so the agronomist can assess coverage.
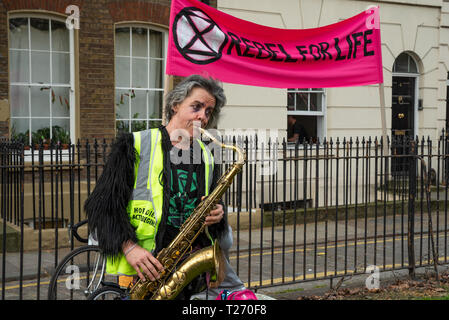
[5,280,51,290]
[230,233,437,260]
[4,275,95,291]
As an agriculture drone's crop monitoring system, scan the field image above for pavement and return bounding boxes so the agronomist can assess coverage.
[257,265,449,300]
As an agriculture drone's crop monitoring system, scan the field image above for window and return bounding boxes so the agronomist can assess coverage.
[9,16,74,146]
[115,26,167,134]
[392,52,418,74]
[287,88,326,144]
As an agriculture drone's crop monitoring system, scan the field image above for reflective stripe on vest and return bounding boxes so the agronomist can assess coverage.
[106,128,214,276]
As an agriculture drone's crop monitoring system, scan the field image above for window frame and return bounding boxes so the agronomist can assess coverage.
[392,52,418,74]
[286,88,327,145]
[113,23,168,134]
[8,13,76,146]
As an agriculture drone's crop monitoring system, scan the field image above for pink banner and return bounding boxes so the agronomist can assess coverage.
[167,0,383,88]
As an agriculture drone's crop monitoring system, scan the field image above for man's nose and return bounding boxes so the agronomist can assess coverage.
[196,110,209,127]
[196,108,206,120]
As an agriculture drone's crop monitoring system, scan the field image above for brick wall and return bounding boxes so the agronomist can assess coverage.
[78,0,115,141]
[0,0,217,140]
[2,0,84,12]
[107,1,170,24]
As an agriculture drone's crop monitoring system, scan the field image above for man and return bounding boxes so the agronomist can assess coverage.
[287,115,309,144]
[84,75,229,299]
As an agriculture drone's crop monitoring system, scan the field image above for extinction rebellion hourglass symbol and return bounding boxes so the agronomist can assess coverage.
[173,7,228,65]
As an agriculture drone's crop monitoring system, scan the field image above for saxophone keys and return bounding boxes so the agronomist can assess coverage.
[173,271,186,284]
[159,287,171,299]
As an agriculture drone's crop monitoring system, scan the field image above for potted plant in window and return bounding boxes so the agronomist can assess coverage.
[11,125,30,149]
[52,126,70,149]
[131,113,147,132]
[32,127,51,150]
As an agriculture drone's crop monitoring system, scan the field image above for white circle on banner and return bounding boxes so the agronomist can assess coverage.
[173,7,228,65]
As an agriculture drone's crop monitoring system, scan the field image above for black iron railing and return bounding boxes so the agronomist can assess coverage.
[1,132,449,299]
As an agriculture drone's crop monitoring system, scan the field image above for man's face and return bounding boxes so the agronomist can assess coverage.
[169,87,216,137]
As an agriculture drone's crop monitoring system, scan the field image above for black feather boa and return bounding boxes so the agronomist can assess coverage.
[84,132,137,259]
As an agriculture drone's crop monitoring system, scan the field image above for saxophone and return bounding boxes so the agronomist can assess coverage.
[129,128,246,300]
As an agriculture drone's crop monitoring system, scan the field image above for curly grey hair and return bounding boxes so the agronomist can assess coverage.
[164,75,226,128]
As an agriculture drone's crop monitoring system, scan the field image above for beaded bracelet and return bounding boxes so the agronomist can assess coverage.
[124,243,137,256]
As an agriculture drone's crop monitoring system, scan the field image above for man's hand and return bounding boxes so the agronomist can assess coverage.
[202,196,224,226]
[122,241,164,282]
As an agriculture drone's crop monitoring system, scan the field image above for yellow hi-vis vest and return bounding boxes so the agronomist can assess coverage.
[106,128,214,275]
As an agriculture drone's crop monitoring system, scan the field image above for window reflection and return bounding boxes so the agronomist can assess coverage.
[115,26,165,134]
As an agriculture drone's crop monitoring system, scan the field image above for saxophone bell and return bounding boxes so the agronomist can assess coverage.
[130,241,224,300]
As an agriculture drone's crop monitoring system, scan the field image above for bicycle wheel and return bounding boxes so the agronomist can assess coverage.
[47,245,112,300]
[87,285,128,300]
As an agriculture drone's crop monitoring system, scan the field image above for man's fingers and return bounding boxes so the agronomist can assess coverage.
[208,205,223,217]
[136,261,153,281]
[205,215,220,223]
[148,255,164,272]
[204,203,224,226]
[209,208,221,215]
[141,260,160,281]
[133,264,146,282]
[205,213,223,226]
[124,245,164,281]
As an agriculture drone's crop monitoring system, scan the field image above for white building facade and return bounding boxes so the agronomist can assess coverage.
[216,0,449,143]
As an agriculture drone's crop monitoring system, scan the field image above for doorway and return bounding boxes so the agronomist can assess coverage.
[391,76,415,137]
[391,53,419,175]
[391,76,416,174]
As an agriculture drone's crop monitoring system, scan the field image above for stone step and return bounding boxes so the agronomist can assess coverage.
[0,221,20,252]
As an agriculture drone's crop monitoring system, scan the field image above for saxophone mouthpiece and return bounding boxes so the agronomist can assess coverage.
[199,128,246,165]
